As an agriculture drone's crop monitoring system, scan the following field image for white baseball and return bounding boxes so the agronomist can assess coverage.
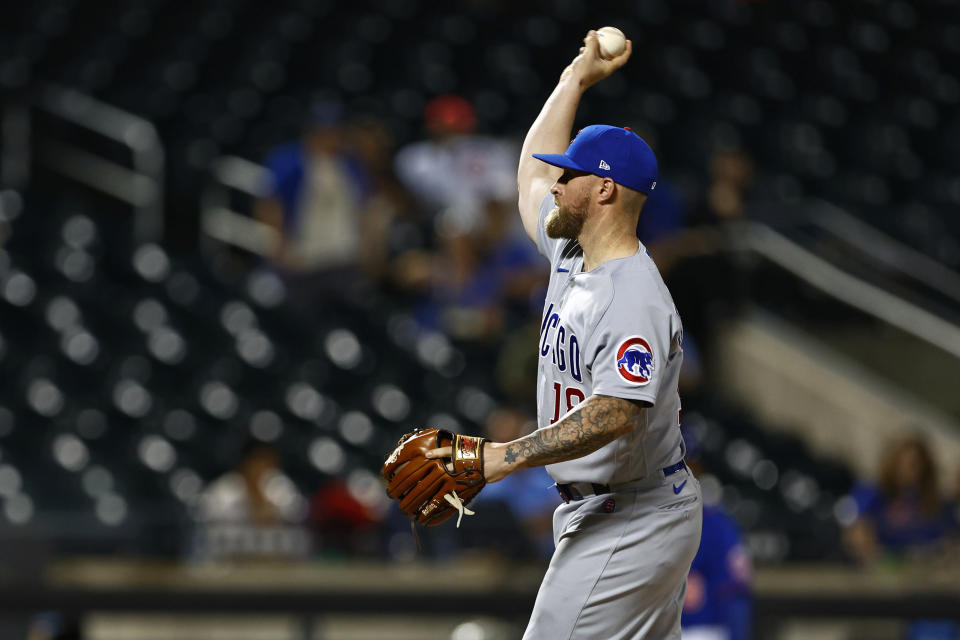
[596,26,626,60]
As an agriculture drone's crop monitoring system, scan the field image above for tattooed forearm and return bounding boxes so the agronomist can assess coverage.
[503,395,645,468]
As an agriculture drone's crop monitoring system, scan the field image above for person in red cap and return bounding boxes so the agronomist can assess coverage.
[423,94,477,138]
[394,94,516,224]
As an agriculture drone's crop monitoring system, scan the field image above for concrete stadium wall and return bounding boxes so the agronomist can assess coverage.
[719,311,960,490]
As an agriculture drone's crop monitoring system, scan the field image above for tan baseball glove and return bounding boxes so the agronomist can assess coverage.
[382,428,486,527]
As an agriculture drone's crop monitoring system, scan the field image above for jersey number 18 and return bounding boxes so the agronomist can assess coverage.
[550,382,586,424]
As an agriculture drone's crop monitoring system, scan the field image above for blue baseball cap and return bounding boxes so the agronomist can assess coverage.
[532,125,658,194]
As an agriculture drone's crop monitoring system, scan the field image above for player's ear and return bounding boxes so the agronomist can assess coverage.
[596,178,616,204]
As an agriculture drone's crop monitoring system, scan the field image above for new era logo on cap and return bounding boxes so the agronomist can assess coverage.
[531,125,659,194]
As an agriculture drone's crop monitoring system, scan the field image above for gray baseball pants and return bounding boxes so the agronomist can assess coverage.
[523,468,703,640]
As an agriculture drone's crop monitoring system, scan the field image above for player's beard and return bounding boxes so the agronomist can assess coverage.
[545,202,588,240]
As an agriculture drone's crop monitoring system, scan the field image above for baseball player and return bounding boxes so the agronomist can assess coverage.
[424,30,702,638]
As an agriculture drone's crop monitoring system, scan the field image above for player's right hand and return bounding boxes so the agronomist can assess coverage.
[560,30,632,90]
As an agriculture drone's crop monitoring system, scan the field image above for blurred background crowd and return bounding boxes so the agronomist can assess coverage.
[2,0,960,639]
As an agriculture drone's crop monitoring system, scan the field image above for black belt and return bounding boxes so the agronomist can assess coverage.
[555,460,687,503]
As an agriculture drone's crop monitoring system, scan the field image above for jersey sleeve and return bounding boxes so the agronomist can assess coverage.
[584,282,677,405]
[535,192,566,264]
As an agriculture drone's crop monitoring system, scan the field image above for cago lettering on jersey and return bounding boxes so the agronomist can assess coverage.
[539,303,583,382]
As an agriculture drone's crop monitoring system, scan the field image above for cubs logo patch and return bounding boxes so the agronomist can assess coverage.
[601,498,616,513]
[616,336,654,385]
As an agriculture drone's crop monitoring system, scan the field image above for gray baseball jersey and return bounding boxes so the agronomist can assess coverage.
[534,193,686,485]
[523,192,702,640]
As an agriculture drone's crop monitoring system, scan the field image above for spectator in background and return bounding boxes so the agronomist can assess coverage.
[392,95,545,339]
[844,435,953,565]
[469,407,556,559]
[681,425,752,640]
[413,198,545,342]
[310,477,381,557]
[647,146,754,365]
[688,147,755,227]
[414,214,505,341]
[642,146,755,273]
[343,115,435,292]
[194,441,309,560]
[394,94,517,228]
[197,441,307,525]
[255,101,380,310]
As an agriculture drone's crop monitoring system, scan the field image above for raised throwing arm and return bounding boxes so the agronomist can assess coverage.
[516,30,633,241]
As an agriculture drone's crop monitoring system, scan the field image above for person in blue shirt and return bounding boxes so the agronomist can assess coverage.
[413,199,546,342]
[681,425,752,640]
[844,434,952,564]
[843,438,959,640]
[470,407,556,559]
[255,101,375,311]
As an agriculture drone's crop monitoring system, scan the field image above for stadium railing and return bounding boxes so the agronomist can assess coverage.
[18,85,165,242]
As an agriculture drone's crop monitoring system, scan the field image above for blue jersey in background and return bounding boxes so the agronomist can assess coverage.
[682,505,752,640]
